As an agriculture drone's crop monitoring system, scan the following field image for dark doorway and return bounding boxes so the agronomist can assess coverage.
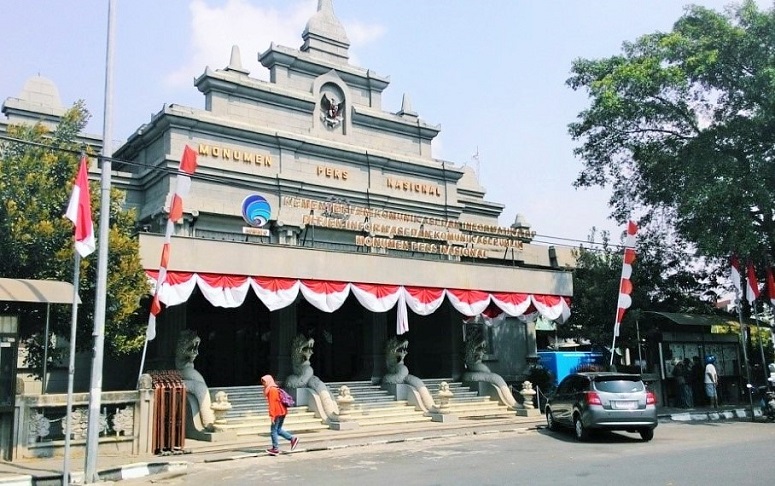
[186,290,271,387]
[297,295,366,382]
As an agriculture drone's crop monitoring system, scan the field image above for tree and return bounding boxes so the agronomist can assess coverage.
[0,102,150,376]
[567,1,775,263]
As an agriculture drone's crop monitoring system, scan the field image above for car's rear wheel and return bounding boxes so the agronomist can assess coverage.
[573,416,588,441]
[546,409,557,431]
[639,428,654,442]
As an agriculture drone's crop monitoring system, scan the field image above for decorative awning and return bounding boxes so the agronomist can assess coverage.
[147,271,571,335]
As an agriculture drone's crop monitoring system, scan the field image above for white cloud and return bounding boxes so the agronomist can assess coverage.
[164,0,316,87]
[165,0,387,88]
[346,20,386,46]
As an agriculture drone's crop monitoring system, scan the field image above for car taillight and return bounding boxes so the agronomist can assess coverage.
[646,391,656,405]
[585,391,602,405]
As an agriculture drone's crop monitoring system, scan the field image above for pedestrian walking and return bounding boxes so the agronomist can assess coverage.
[261,374,299,455]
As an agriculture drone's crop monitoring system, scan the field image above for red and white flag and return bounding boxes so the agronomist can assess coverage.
[746,262,761,304]
[730,255,742,296]
[614,220,637,337]
[766,266,775,308]
[65,156,96,258]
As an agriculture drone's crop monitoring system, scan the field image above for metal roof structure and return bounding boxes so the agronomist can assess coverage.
[0,278,78,305]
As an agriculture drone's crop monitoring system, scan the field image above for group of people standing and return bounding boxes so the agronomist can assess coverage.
[671,355,719,408]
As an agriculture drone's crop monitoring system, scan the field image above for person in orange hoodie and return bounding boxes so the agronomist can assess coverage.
[261,374,299,455]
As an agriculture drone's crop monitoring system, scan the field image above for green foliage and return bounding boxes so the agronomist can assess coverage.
[0,103,150,376]
[567,1,775,264]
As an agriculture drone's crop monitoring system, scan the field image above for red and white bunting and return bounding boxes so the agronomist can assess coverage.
[614,220,637,337]
[145,271,572,336]
[146,145,198,341]
[746,261,761,304]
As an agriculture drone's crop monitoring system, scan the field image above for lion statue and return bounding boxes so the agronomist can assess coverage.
[175,330,215,433]
[285,335,315,388]
[461,323,518,409]
[464,326,490,373]
[382,337,409,384]
[381,336,438,412]
[285,333,338,421]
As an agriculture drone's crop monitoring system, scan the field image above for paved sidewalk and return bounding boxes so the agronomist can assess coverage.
[0,404,759,485]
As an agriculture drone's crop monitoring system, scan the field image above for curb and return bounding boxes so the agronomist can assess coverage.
[659,407,757,422]
[0,476,33,486]
[0,462,189,486]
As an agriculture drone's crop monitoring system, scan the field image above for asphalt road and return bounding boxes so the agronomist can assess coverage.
[126,421,775,485]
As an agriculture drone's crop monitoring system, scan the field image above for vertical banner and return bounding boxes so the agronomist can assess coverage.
[138,146,198,382]
[610,220,637,367]
[146,145,198,341]
[613,220,638,337]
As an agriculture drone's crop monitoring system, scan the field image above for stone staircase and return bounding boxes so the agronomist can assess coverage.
[421,378,515,420]
[326,381,431,426]
[208,385,329,436]
[208,378,514,436]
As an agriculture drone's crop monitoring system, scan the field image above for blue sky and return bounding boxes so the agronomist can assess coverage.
[2,0,765,247]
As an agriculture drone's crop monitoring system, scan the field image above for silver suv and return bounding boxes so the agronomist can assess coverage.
[545,372,657,441]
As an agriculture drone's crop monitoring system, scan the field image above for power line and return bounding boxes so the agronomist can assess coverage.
[0,133,624,248]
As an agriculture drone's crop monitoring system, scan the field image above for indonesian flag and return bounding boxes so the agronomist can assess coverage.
[65,156,96,257]
[746,262,761,304]
[766,266,775,308]
[730,255,742,296]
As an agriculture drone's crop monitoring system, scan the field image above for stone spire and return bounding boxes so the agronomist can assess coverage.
[301,0,350,63]
[225,45,250,75]
[397,93,417,117]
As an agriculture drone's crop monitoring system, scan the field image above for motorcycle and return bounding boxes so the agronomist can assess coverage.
[748,384,775,422]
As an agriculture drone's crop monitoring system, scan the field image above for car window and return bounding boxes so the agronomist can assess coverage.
[571,376,589,393]
[556,377,572,394]
[593,378,644,393]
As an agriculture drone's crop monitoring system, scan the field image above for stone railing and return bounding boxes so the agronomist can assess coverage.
[12,385,154,459]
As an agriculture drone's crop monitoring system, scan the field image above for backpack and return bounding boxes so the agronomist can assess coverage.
[278,388,295,407]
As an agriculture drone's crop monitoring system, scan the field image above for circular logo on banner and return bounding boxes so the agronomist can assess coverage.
[241,194,272,227]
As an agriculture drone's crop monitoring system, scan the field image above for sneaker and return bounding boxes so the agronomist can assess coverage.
[266,447,280,456]
[290,437,299,451]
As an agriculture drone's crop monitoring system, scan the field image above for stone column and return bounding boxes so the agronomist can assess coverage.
[362,312,387,383]
[444,305,464,380]
[270,305,297,381]
[525,320,538,360]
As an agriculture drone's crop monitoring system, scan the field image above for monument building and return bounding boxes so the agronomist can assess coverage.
[2,0,574,392]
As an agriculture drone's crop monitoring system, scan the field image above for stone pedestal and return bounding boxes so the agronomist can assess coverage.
[329,385,359,430]
[430,412,458,423]
[329,420,359,430]
[515,408,541,417]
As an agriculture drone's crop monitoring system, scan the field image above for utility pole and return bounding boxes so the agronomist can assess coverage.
[84,0,116,482]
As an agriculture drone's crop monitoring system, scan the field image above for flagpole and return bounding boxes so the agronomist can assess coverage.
[751,301,769,384]
[735,292,754,417]
[62,254,81,485]
[138,335,149,384]
[85,0,116,481]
